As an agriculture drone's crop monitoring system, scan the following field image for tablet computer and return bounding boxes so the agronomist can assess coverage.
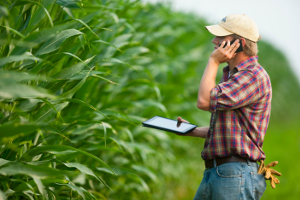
[142,116,197,135]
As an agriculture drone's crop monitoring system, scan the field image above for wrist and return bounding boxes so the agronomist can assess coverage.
[183,128,197,137]
[208,57,220,66]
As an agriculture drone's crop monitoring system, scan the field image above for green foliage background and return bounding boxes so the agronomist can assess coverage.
[0,0,299,199]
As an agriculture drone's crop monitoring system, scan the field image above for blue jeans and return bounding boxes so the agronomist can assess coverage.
[193,161,266,200]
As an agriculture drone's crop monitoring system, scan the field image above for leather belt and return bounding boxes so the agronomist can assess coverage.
[204,155,256,169]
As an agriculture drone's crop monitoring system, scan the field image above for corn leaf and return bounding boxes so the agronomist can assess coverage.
[0,122,48,144]
[0,53,42,68]
[0,162,70,178]
[35,29,83,56]
[21,145,116,175]
[62,162,110,189]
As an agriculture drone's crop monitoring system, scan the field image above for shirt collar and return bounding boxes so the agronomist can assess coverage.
[235,55,258,71]
[223,55,258,73]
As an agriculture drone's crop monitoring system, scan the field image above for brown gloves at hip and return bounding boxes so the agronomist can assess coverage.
[258,160,282,189]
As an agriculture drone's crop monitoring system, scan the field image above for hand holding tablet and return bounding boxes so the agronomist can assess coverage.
[142,116,197,135]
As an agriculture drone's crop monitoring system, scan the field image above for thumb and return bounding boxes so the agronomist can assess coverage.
[177,116,189,123]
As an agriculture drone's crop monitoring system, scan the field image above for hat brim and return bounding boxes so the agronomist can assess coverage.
[205,24,233,36]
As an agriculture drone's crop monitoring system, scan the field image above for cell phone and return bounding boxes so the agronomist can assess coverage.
[219,39,243,53]
[142,116,197,135]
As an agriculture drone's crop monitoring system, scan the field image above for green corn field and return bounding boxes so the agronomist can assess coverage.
[0,0,300,199]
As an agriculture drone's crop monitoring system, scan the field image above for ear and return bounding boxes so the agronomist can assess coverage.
[240,38,246,47]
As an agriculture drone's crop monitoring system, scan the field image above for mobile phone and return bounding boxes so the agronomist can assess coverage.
[219,39,243,53]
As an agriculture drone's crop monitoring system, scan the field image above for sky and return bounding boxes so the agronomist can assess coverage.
[144,0,300,82]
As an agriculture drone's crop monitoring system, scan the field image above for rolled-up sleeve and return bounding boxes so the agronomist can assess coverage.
[209,87,219,113]
[209,70,262,113]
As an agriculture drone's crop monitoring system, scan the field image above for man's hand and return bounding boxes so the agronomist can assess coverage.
[176,116,192,136]
[197,39,241,110]
[176,116,208,138]
[210,39,240,65]
[177,116,189,124]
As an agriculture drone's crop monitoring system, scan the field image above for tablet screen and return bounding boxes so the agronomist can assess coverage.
[142,116,196,134]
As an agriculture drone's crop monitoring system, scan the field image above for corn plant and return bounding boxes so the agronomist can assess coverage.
[0,0,299,199]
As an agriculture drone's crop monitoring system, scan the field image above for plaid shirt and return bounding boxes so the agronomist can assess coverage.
[201,56,272,161]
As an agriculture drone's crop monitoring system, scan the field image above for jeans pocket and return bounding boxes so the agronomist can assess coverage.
[216,163,242,178]
[251,173,266,200]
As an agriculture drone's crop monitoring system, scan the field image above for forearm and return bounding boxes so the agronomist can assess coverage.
[186,126,209,138]
[197,58,219,110]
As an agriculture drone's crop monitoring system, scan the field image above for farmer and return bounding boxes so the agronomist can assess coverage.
[178,14,272,199]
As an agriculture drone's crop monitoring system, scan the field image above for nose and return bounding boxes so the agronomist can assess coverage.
[212,36,218,45]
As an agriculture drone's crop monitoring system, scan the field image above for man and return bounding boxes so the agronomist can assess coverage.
[178,14,272,199]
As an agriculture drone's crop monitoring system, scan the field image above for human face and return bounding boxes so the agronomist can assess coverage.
[212,35,233,50]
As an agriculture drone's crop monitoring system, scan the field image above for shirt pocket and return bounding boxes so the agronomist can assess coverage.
[216,163,242,178]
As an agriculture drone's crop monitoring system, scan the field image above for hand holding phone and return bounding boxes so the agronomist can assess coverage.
[219,39,243,53]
